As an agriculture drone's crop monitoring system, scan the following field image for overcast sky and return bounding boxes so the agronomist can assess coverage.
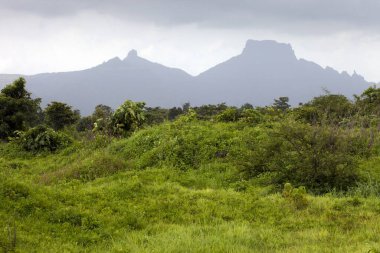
[1,0,380,81]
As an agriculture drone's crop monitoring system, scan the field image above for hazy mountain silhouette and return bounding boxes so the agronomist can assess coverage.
[0,40,370,114]
[0,50,193,114]
[192,40,368,105]
[0,74,24,86]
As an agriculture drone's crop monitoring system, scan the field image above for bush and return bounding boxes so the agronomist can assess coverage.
[215,108,240,122]
[239,109,263,124]
[175,109,198,124]
[13,125,71,152]
[240,119,374,192]
[111,121,236,170]
[111,100,146,136]
[282,183,309,210]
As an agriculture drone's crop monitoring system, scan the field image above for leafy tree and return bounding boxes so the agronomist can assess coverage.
[273,97,290,112]
[44,102,80,130]
[215,108,240,122]
[175,108,198,123]
[240,103,254,110]
[182,102,191,113]
[239,108,263,124]
[295,94,354,125]
[193,103,228,120]
[0,77,41,139]
[111,100,146,135]
[92,104,113,121]
[76,116,93,132]
[145,107,168,125]
[91,104,113,133]
[355,86,380,116]
[168,107,183,120]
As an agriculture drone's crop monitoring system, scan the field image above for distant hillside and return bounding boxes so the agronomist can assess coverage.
[0,40,370,114]
[193,40,369,106]
[0,74,24,86]
[16,50,192,114]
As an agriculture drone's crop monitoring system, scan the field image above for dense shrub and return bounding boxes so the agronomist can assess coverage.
[110,100,146,135]
[240,119,375,192]
[294,94,354,125]
[76,116,93,132]
[282,183,309,210]
[111,122,236,170]
[239,109,263,124]
[215,108,240,122]
[174,109,198,123]
[13,125,71,152]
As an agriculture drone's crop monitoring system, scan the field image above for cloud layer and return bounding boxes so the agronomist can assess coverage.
[1,0,378,33]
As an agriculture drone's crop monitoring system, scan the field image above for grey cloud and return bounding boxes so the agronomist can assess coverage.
[1,0,380,33]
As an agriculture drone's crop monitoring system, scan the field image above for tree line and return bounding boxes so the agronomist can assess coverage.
[3,77,380,137]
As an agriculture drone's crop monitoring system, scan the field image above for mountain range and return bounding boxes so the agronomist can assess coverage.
[0,40,370,115]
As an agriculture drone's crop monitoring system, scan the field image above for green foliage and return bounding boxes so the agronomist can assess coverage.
[215,107,239,122]
[273,96,290,112]
[282,183,309,209]
[355,85,380,116]
[3,87,380,252]
[110,121,239,171]
[240,118,374,192]
[92,104,113,122]
[192,103,228,120]
[39,152,127,183]
[76,105,113,133]
[240,103,254,110]
[239,108,263,124]
[76,116,93,132]
[12,125,71,152]
[175,108,198,124]
[0,221,17,253]
[274,120,373,191]
[144,106,168,125]
[0,78,41,139]
[295,94,354,125]
[168,107,183,120]
[1,116,380,252]
[110,100,146,135]
[1,181,30,200]
[44,102,80,130]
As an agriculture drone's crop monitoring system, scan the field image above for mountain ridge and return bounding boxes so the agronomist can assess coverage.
[0,40,370,114]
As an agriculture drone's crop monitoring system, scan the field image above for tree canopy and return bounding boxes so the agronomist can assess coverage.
[44,102,80,130]
[111,100,146,135]
[0,77,41,139]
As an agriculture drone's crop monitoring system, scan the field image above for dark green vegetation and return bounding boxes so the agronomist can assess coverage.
[0,78,41,139]
[1,78,380,252]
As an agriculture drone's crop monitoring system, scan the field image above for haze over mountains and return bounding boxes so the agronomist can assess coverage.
[0,40,370,114]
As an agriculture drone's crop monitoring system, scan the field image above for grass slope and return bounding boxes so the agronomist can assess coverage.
[1,121,380,252]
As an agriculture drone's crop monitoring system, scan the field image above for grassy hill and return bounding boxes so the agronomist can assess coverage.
[1,120,380,252]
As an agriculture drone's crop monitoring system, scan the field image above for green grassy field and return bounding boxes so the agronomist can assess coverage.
[1,121,380,252]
